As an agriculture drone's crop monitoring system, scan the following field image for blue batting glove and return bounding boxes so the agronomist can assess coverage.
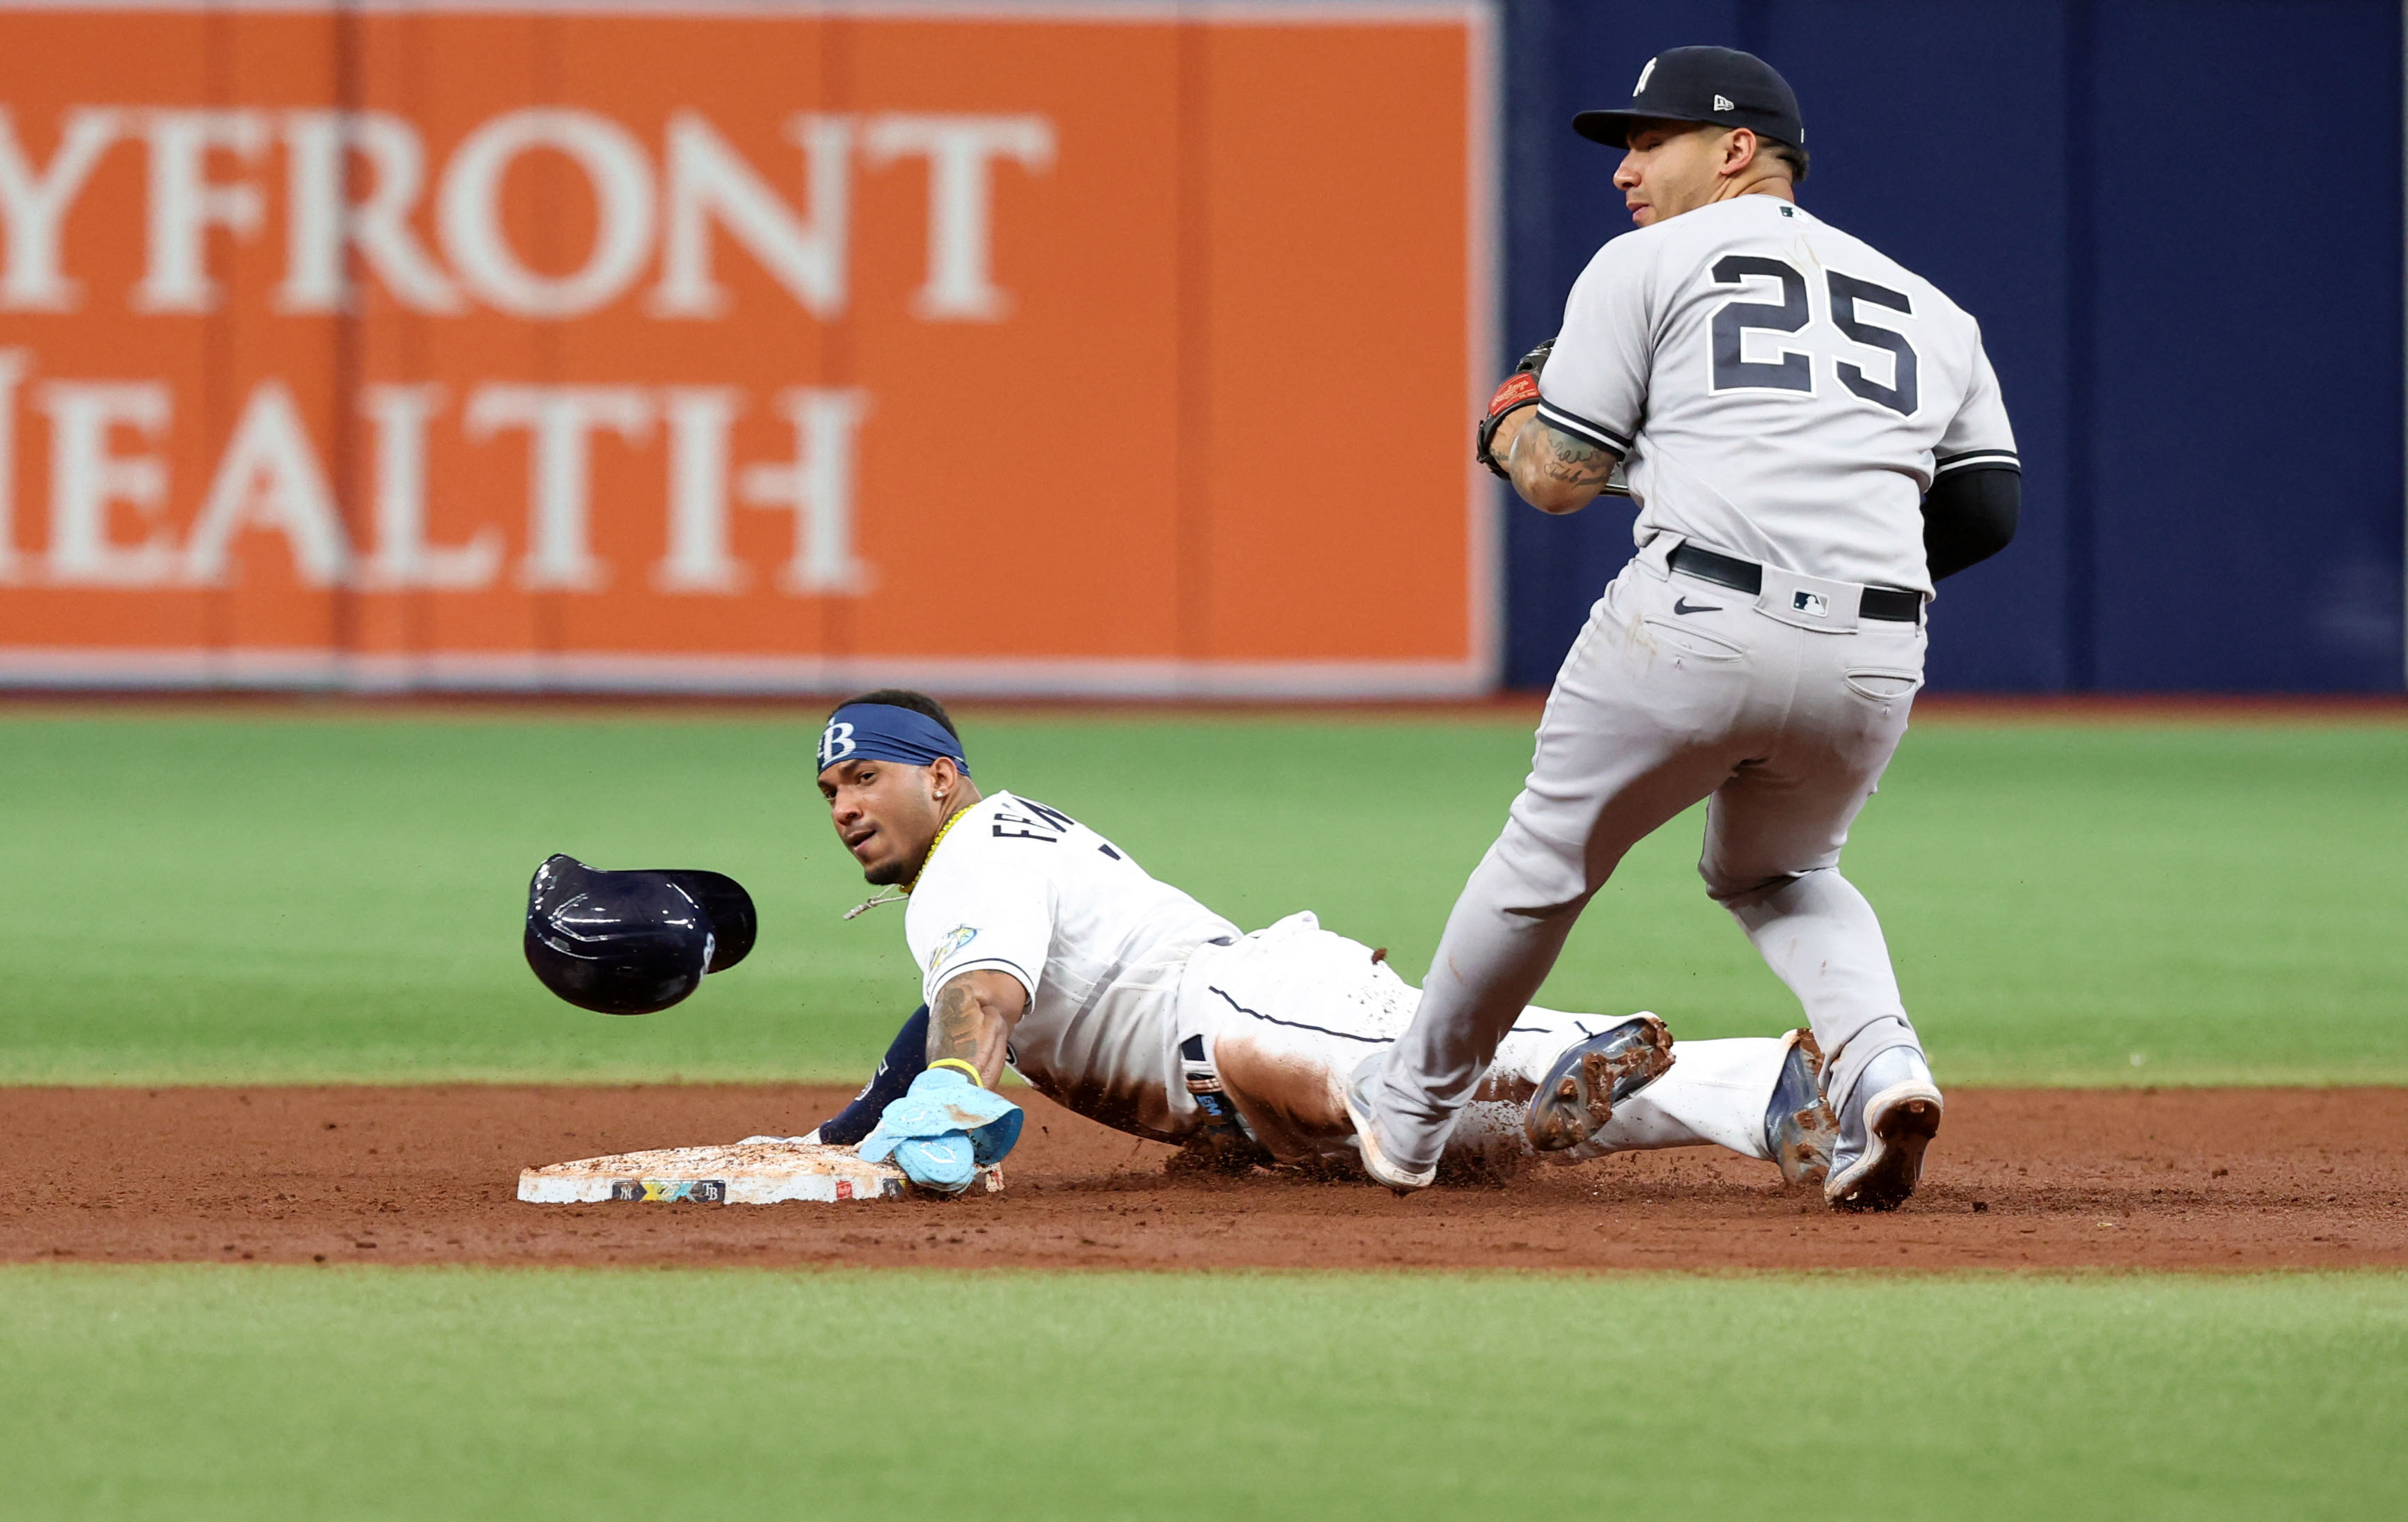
[890,1133,979,1193]
[858,1067,1024,1194]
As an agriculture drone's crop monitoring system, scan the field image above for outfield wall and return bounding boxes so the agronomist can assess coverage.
[0,1,1495,697]
[1500,0,2408,694]
[2,1,2402,697]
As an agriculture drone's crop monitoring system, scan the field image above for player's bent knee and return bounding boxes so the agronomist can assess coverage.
[1213,1033,1355,1168]
[1488,816,1614,907]
[1699,865,1805,908]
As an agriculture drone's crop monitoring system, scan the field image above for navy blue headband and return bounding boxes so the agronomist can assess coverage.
[817,704,970,776]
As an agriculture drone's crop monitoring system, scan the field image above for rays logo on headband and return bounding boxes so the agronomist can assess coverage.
[817,704,972,776]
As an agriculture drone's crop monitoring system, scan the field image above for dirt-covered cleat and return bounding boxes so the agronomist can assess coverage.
[1763,1028,1840,1188]
[1825,1045,1942,1213]
[1522,1014,1676,1152]
[1344,1056,1437,1193]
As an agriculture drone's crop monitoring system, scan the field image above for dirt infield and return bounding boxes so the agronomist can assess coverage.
[5,1085,2402,1272]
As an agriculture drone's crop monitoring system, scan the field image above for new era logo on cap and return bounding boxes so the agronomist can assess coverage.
[1573,46,1806,160]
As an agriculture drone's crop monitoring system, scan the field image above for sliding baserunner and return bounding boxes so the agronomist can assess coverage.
[796,691,1836,1195]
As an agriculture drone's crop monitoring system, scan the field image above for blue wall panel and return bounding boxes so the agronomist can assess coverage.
[2087,0,2403,689]
[1497,0,2406,693]
[1750,3,2074,690]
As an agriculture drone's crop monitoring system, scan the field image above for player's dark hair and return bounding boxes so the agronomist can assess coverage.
[1763,136,1809,183]
[833,689,961,742]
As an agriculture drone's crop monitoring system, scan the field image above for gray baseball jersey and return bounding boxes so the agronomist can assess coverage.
[1537,195,2017,595]
[1366,191,2019,1179]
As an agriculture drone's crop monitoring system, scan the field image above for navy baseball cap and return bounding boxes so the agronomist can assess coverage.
[1573,46,1804,154]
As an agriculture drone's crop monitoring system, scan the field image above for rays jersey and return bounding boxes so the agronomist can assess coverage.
[903,790,1238,1139]
[1536,195,2018,595]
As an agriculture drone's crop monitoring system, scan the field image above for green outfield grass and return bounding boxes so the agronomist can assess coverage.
[0,707,2401,1086]
[2,1265,2401,1521]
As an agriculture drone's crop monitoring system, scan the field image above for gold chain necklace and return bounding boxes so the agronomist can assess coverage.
[842,806,969,921]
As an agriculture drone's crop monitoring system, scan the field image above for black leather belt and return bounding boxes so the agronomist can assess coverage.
[1668,543,1923,623]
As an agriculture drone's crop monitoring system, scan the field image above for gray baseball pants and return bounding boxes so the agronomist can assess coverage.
[1369,536,1930,1173]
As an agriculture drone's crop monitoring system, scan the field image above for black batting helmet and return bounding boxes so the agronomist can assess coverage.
[523,854,757,1016]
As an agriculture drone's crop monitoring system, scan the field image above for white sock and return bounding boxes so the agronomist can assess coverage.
[1559,1035,1785,1161]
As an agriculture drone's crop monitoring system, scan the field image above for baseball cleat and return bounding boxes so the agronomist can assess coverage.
[1763,1028,1839,1188]
[1343,1056,1437,1193]
[1825,1046,1942,1212]
[1522,1014,1675,1152]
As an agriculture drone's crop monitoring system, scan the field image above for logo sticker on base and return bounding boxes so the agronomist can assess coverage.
[609,1179,727,1203]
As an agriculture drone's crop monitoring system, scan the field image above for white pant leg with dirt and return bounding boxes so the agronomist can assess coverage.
[1179,911,1787,1172]
[1367,542,1931,1175]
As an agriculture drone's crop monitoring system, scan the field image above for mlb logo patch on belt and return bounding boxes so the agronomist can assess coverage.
[1792,590,1830,618]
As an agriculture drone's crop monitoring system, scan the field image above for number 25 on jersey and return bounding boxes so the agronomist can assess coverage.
[1709,256,1919,416]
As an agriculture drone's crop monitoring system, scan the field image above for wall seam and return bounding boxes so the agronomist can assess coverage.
[330,0,363,680]
[2063,0,2096,691]
[1173,8,1211,689]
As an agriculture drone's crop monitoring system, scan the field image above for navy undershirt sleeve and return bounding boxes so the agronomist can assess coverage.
[810,1005,931,1145]
[1921,466,2020,581]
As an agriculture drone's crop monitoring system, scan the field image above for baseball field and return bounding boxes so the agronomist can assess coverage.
[4,702,2405,1519]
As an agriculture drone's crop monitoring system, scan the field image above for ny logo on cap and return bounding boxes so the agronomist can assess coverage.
[1635,57,1658,93]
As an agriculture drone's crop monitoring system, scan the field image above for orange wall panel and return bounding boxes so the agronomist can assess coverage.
[0,3,1491,695]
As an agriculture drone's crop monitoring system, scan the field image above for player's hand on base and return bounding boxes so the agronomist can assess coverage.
[857,1066,1023,1195]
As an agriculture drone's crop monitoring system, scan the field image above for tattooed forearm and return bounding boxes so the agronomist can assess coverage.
[924,969,1028,1087]
[1529,423,1618,484]
[929,980,984,1062]
[1510,421,1621,513]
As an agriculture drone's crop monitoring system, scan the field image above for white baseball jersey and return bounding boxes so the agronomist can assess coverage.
[903,790,1238,1139]
[902,804,1785,1167]
[1536,195,2018,596]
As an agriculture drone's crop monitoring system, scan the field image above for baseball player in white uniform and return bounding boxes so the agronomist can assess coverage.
[1350,47,2021,1210]
[805,691,1841,1193]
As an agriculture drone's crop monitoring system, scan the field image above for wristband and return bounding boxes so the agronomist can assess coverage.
[928,1058,984,1086]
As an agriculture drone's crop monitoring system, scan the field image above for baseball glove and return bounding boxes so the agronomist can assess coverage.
[1474,338,1554,480]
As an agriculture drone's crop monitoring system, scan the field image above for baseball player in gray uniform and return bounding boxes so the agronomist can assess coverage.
[1348,47,2021,1210]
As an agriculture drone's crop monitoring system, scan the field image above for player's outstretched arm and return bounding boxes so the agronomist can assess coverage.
[927,968,1030,1088]
[1501,411,1623,515]
[856,975,1028,1193]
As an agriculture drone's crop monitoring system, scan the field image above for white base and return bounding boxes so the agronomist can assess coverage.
[516,1140,1000,1205]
